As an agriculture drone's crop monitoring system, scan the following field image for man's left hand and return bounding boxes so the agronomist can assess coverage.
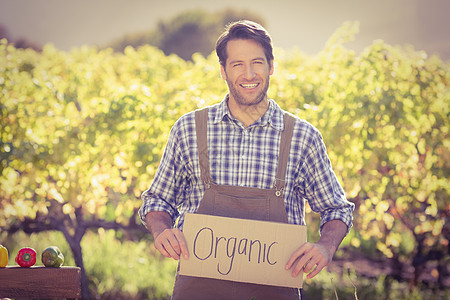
[285,242,332,279]
[285,219,348,279]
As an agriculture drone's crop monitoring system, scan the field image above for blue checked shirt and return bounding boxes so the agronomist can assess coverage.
[139,96,354,233]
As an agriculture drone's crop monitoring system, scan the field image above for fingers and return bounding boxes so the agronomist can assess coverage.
[285,243,308,272]
[306,259,327,279]
[285,243,330,279]
[154,228,189,260]
[285,243,312,277]
[154,230,175,258]
[173,228,189,259]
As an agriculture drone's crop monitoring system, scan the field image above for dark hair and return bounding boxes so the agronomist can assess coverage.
[216,20,274,67]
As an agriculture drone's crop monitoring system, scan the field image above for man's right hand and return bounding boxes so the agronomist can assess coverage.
[154,228,189,260]
[145,211,189,260]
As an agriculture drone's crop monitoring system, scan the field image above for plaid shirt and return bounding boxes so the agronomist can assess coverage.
[139,96,354,233]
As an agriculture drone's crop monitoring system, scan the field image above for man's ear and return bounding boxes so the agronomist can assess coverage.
[220,64,227,80]
[269,60,274,76]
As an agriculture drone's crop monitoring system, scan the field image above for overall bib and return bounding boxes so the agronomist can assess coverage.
[172,108,301,300]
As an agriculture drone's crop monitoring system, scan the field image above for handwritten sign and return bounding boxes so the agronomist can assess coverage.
[179,213,307,288]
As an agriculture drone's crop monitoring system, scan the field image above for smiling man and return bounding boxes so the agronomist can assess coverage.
[139,20,354,300]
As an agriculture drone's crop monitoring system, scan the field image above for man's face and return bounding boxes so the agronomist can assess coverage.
[220,39,274,107]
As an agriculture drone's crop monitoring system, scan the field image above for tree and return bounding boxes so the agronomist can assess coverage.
[106,9,266,60]
[0,24,41,51]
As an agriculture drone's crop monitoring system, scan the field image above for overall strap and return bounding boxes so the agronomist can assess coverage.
[195,108,296,194]
[195,107,212,188]
[274,113,296,196]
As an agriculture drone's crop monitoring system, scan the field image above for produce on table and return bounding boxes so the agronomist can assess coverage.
[15,247,37,267]
[0,244,8,267]
[41,246,64,267]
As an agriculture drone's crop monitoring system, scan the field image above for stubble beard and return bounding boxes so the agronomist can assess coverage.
[226,77,270,107]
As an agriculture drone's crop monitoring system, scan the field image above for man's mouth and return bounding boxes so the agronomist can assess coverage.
[240,83,259,89]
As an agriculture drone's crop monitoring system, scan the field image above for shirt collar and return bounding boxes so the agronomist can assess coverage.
[213,95,285,131]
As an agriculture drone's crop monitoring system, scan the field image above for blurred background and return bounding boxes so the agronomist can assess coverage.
[1,0,449,299]
[1,0,450,60]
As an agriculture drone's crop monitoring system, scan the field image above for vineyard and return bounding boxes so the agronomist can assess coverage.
[1,23,449,299]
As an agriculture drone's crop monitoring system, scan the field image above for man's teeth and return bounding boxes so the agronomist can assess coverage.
[241,83,258,89]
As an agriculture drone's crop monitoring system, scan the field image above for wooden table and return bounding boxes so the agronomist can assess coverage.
[0,266,81,299]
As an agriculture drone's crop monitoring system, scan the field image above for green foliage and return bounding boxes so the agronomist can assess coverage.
[1,20,449,295]
[83,229,176,299]
[0,41,216,231]
[272,24,449,270]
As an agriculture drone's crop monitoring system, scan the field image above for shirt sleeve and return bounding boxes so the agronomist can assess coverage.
[301,129,355,235]
[138,118,192,226]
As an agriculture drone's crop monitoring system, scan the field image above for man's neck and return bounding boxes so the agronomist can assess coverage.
[227,97,270,128]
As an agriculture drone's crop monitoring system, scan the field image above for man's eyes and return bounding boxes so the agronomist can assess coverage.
[232,61,264,67]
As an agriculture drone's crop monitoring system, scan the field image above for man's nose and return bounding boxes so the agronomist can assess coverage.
[244,65,256,80]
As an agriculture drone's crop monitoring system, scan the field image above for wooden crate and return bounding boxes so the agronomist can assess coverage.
[0,266,81,299]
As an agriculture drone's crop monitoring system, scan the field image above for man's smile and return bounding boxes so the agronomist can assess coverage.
[240,83,259,89]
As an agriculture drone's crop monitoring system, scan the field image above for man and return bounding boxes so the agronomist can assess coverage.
[139,20,354,299]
